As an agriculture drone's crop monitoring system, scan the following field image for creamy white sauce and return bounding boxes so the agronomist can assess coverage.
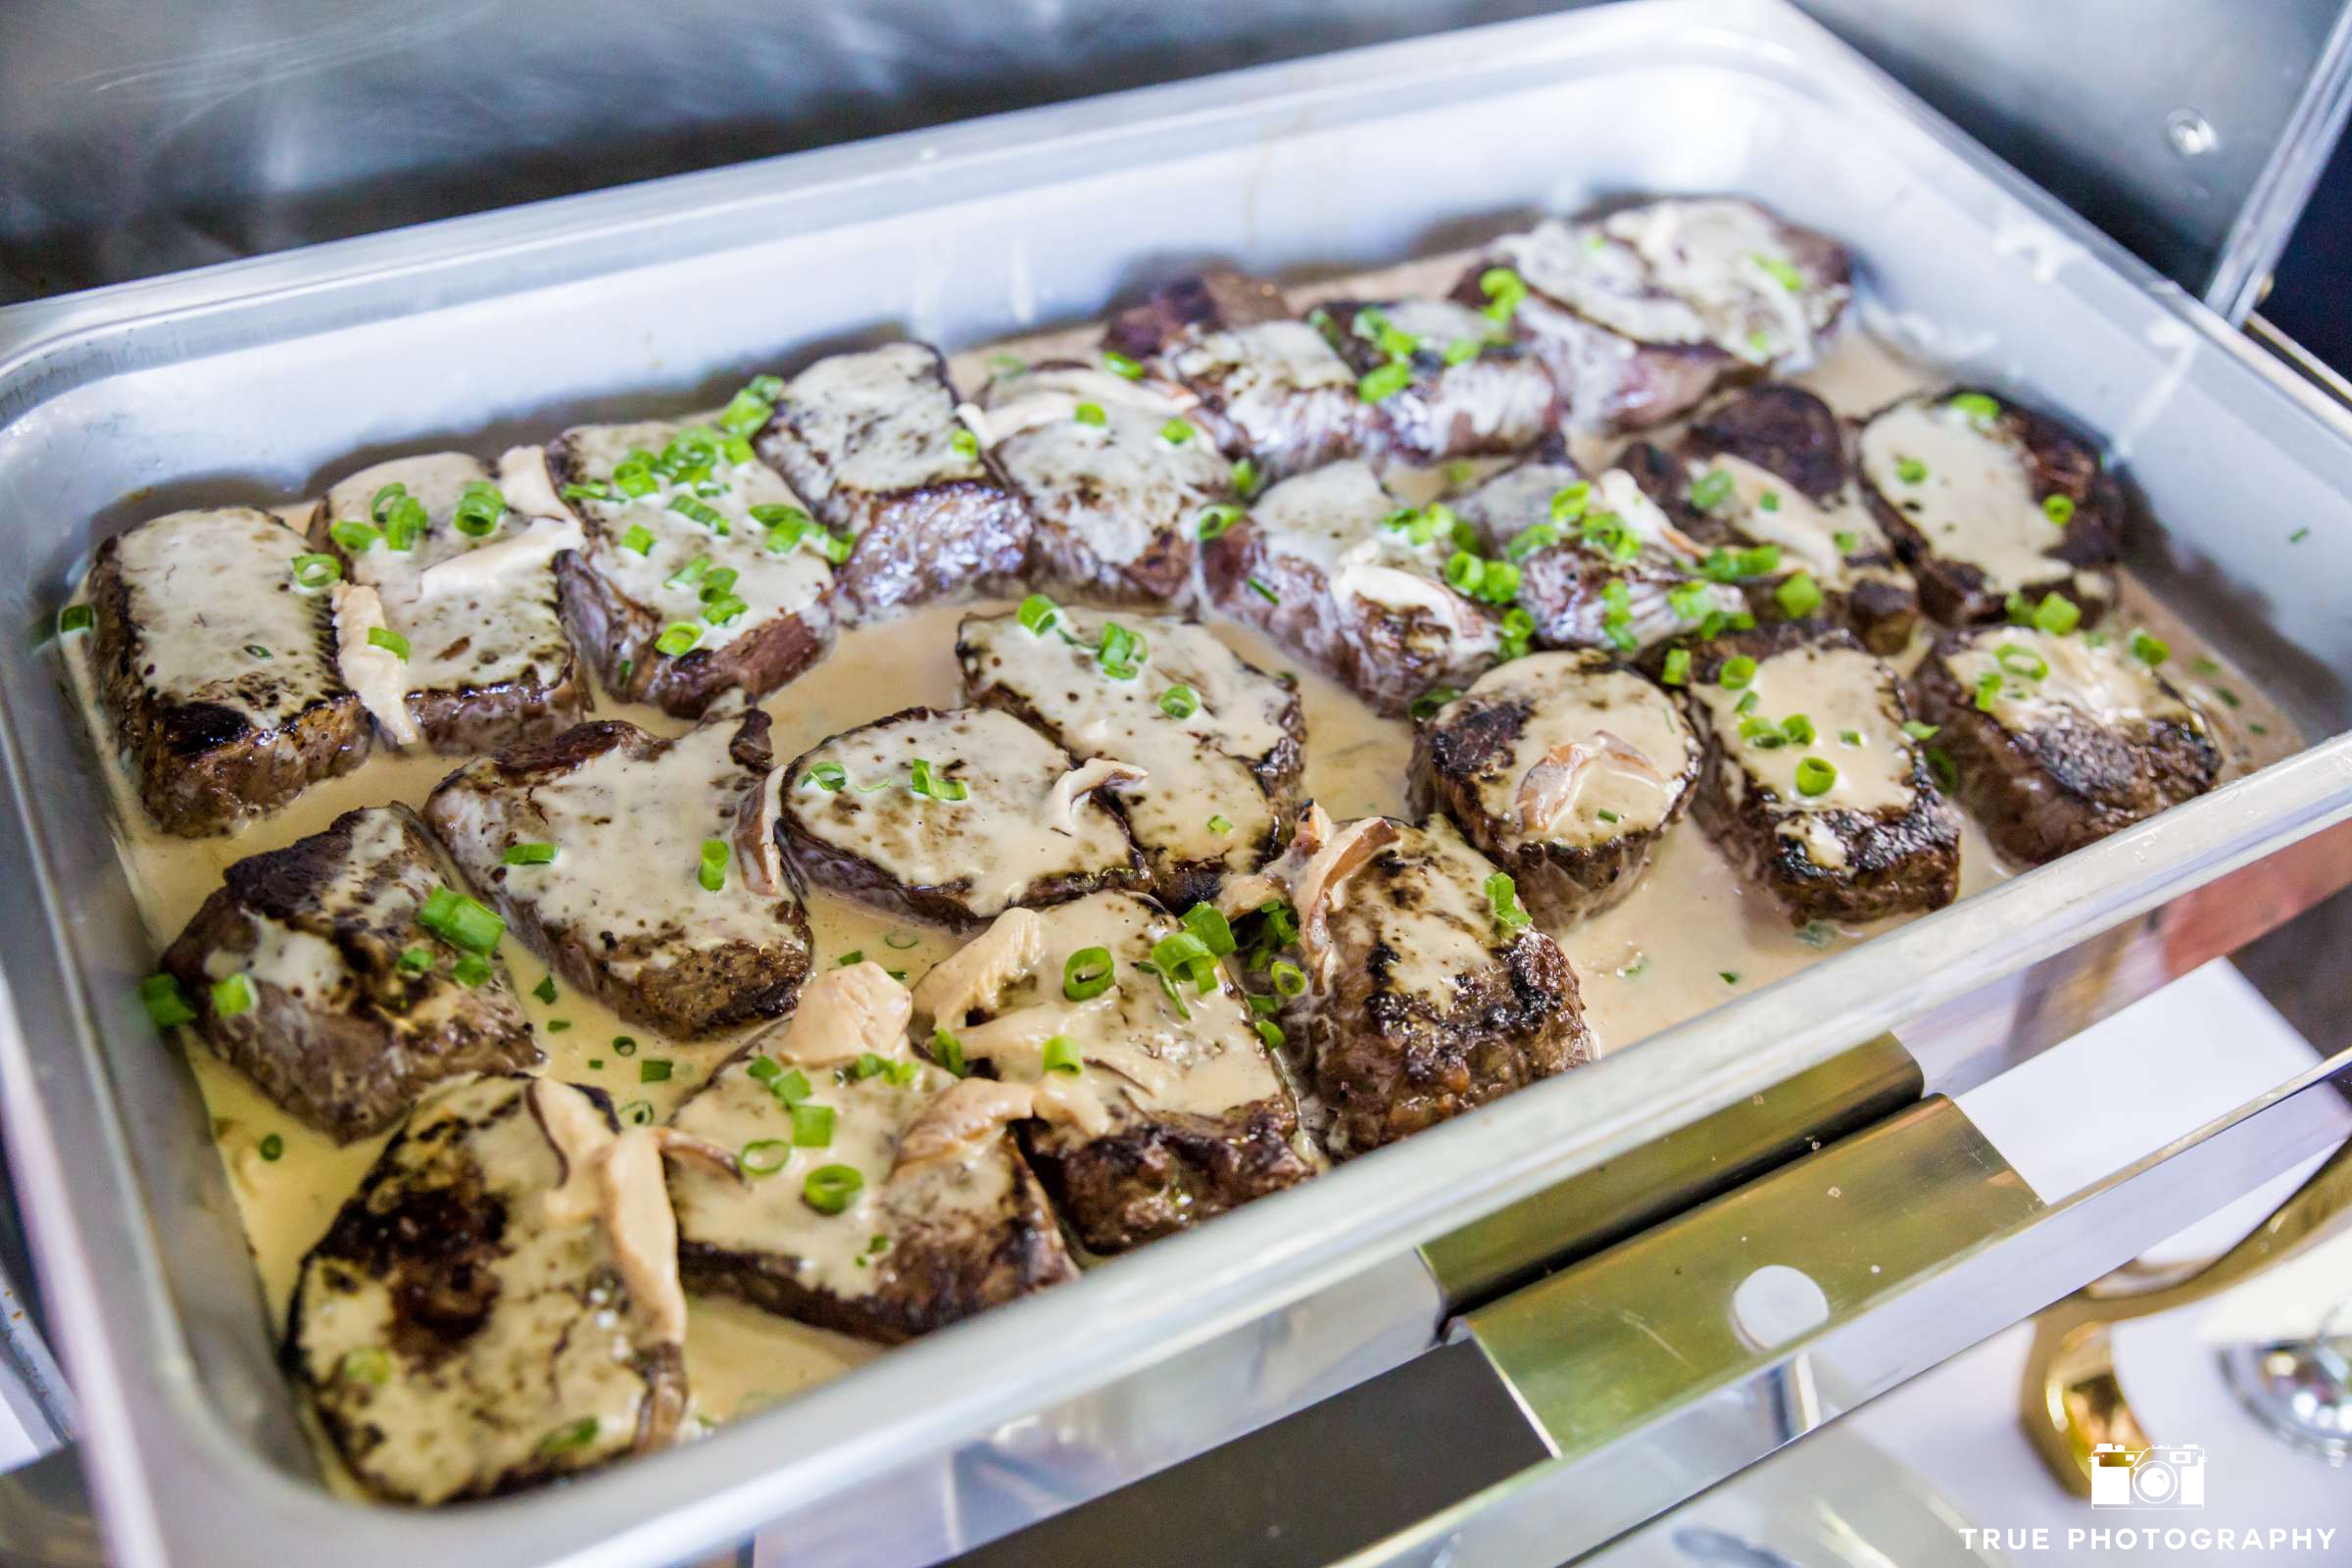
[1857,399,2068,594]
[977,368,1229,566]
[788,708,1135,916]
[1171,320,1355,437]
[561,419,833,655]
[1250,461,1496,649]
[1689,642,1918,817]
[1451,653,1697,848]
[779,343,988,502]
[1700,455,1890,587]
[110,507,342,730]
[1943,625,2192,732]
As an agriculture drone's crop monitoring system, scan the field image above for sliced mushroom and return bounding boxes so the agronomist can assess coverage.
[910,906,1044,1028]
[1595,467,1706,560]
[528,1079,689,1346]
[651,1126,742,1183]
[1216,802,1335,918]
[1515,731,1670,835]
[1288,815,1400,976]
[1047,759,1150,835]
[771,961,913,1069]
[733,765,790,898]
[892,1071,1113,1172]
[416,514,584,598]
[330,582,418,747]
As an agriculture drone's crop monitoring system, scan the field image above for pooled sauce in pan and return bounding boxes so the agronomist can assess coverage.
[59,249,2305,1467]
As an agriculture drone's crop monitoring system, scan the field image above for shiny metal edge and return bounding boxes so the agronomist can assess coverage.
[2,3,2352,1566]
[2207,1,2352,322]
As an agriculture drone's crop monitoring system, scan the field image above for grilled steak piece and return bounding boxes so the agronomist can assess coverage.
[1911,626,2220,864]
[1200,460,1499,716]
[669,963,1076,1343]
[1230,809,1592,1156]
[758,343,1031,621]
[286,1074,689,1504]
[1465,197,1851,431]
[1856,387,2126,626]
[1311,299,1559,465]
[1681,622,1960,924]
[1455,449,1744,657]
[912,894,1313,1252]
[424,712,813,1036]
[548,414,834,718]
[1103,270,1372,480]
[968,360,1237,604]
[957,607,1304,909]
[780,705,1148,928]
[1674,383,1920,654]
[158,805,539,1142]
[1410,651,1700,924]
[86,507,371,836]
[312,452,590,751]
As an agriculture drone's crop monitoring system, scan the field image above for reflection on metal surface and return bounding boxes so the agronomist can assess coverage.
[2018,1135,2352,1495]
[1422,1035,1922,1310]
[1463,1098,2040,1452]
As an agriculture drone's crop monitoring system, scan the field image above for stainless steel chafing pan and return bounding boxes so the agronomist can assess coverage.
[4,3,2351,1566]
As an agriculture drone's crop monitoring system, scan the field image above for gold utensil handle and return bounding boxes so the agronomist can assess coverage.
[2020,1134,2352,1494]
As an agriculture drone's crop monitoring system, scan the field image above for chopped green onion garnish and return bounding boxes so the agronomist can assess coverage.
[636,1058,673,1085]
[790,1102,835,1147]
[1254,1018,1286,1051]
[1160,418,1195,445]
[618,523,656,555]
[618,1099,655,1126]
[1895,457,1927,484]
[1270,958,1306,998]
[1549,481,1592,524]
[803,1164,863,1215]
[1444,337,1481,366]
[908,759,969,802]
[951,427,981,461]
[1833,529,1860,554]
[1597,808,1621,823]
[1357,362,1412,403]
[1793,757,1838,797]
[1926,747,1958,793]
[1901,720,1939,741]
[1749,251,1803,292]
[1042,1036,1083,1075]
[805,760,848,792]
[698,837,729,892]
[668,495,724,531]
[1246,575,1279,604]
[329,519,381,554]
[1690,469,1734,511]
[1950,392,2000,423]
[1181,902,1237,957]
[1073,402,1108,427]
[656,622,701,657]
[453,953,491,987]
[532,973,559,1004]
[1774,572,1823,619]
[1660,648,1691,687]
[1718,656,1758,690]
[614,1035,639,1056]
[290,554,341,590]
[1781,713,1817,746]
[1996,644,2049,680]
[366,625,409,660]
[396,946,432,978]
[1207,813,1234,834]
[1759,490,1782,513]
[1098,621,1147,680]
[2130,629,2170,666]
[1408,686,1459,720]
[1063,947,1114,1001]
[1484,872,1531,932]
[1838,729,1862,746]
[931,1027,967,1077]
[453,481,507,537]
[1017,593,1061,636]
[665,555,710,589]
[256,1132,285,1161]
[1231,458,1261,498]
[57,604,94,636]
[2042,494,2075,526]
[741,1140,790,1177]
[562,479,617,504]
[140,973,195,1029]
[1159,684,1200,719]
[1698,544,1782,582]
[212,972,256,1017]
[1102,349,1145,380]
[1478,266,1528,325]
[418,885,505,953]
[2027,594,2079,635]
[1975,669,2005,710]
[504,842,558,868]
[337,1347,392,1385]
[1505,523,1561,562]
[1198,504,1242,541]
[541,1417,602,1455]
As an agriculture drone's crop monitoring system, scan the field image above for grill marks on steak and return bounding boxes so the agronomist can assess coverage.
[285,1074,688,1505]
[1201,460,1499,716]
[668,963,1076,1343]
[1310,299,1560,464]
[1910,626,2220,864]
[313,452,591,752]
[1856,388,2125,626]
[759,343,1032,622]
[160,805,540,1142]
[1470,197,1852,431]
[88,507,372,836]
[780,705,1149,928]
[424,712,812,1036]
[548,417,834,718]
[1409,651,1700,925]
[1104,270,1373,481]
[1266,813,1593,1155]
[1682,622,1960,923]
[1675,383,1921,654]
[969,361,1236,605]
[956,608,1304,909]
[916,894,1313,1251]
[1454,449,1744,658]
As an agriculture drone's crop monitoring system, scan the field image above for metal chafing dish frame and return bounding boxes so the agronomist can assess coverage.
[3,3,2351,1565]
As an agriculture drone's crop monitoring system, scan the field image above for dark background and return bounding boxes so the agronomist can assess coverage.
[2269,131,2352,374]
